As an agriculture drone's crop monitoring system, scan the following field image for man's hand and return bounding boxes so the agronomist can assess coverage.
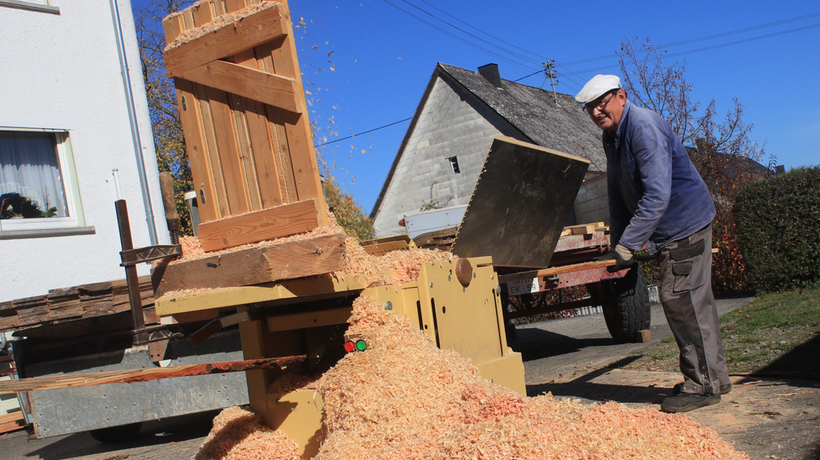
[598,244,636,271]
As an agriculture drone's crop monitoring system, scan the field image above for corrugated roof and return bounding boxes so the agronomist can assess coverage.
[437,63,607,172]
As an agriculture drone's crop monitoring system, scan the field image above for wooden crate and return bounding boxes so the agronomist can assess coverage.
[163,0,328,252]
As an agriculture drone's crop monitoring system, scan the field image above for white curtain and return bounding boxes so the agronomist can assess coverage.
[0,131,68,218]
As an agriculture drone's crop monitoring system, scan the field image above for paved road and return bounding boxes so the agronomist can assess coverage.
[509,295,754,388]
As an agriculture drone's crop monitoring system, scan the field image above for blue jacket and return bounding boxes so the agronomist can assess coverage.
[604,100,715,254]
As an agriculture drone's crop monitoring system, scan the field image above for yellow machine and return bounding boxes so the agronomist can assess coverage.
[155,255,524,457]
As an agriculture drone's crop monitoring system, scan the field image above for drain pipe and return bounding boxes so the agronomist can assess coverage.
[109,0,158,245]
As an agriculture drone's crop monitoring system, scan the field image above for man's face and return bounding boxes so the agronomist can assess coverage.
[585,89,625,132]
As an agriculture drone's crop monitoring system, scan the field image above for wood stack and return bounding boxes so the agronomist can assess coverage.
[0,276,155,333]
[162,0,328,253]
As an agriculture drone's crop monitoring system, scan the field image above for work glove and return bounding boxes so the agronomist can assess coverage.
[598,244,635,271]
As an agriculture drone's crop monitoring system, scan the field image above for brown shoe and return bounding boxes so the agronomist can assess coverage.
[660,394,721,413]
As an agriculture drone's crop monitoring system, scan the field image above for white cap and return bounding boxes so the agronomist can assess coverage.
[575,75,621,103]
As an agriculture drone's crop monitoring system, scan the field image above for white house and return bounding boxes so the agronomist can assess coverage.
[0,0,169,302]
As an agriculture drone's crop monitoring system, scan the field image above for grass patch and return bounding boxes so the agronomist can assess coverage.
[622,284,820,380]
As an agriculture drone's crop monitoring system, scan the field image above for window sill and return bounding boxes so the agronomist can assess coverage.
[0,0,60,14]
[0,226,95,240]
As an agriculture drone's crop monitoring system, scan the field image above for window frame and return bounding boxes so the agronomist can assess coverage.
[0,0,60,14]
[0,128,87,233]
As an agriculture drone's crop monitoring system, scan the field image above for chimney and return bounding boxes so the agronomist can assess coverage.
[478,63,503,88]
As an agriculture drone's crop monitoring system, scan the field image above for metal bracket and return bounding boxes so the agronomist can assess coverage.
[120,244,182,267]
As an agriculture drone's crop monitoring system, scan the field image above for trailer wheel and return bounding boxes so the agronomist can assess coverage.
[601,264,651,343]
[89,422,142,443]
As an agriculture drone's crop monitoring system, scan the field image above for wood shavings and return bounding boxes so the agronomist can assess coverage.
[334,236,455,286]
[197,296,749,459]
[310,296,750,460]
[164,1,278,51]
[194,406,300,460]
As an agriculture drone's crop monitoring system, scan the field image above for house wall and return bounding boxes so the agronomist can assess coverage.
[372,75,525,237]
[573,173,610,226]
[0,0,168,302]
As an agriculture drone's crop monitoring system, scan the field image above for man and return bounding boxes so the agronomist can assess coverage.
[576,74,731,413]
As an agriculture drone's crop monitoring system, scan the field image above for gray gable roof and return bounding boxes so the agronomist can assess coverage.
[437,63,607,172]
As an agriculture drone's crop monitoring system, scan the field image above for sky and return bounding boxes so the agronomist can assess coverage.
[137,0,820,215]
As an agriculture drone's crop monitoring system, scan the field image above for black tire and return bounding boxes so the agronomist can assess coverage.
[602,264,651,343]
[89,422,142,443]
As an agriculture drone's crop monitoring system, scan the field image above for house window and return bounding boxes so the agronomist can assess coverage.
[0,0,60,14]
[447,156,461,175]
[0,130,84,231]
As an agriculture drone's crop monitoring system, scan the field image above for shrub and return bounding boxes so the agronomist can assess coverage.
[734,167,820,291]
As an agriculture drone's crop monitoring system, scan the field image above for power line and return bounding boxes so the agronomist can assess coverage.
[318,8,820,144]
[314,117,412,148]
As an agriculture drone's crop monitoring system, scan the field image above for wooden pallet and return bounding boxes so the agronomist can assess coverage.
[163,0,328,252]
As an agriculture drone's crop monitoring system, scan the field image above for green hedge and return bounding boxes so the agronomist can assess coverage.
[734,167,820,292]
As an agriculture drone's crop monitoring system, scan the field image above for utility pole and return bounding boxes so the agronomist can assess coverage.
[542,61,559,104]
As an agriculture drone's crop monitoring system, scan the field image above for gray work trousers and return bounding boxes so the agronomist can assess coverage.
[657,224,729,395]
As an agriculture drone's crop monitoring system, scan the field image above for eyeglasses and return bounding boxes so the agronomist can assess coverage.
[582,91,616,115]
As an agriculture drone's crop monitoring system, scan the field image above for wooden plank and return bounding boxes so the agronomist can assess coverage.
[228,48,264,212]
[498,259,617,285]
[155,231,346,297]
[176,79,220,223]
[178,61,300,113]
[257,39,298,203]
[0,356,304,393]
[197,198,322,252]
[207,87,251,216]
[164,3,287,78]
[224,0,247,13]
[162,10,184,44]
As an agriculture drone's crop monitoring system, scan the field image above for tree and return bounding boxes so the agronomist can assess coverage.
[319,162,375,241]
[134,0,194,234]
[617,37,770,293]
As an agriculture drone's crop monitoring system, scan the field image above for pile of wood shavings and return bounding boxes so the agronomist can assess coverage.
[334,235,455,286]
[197,296,749,459]
[194,406,300,460]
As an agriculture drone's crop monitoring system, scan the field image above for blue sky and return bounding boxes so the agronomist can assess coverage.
[285,0,819,215]
[138,0,820,215]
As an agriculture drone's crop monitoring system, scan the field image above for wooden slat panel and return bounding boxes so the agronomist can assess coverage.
[195,84,231,219]
[164,3,287,78]
[178,61,299,113]
[230,48,266,211]
[175,79,219,223]
[197,198,322,252]
[207,87,251,216]
[257,38,298,203]
[155,231,346,296]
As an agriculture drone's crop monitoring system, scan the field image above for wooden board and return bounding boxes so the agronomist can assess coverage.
[0,356,304,393]
[197,199,322,252]
[155,232,348,297]
[451,137,590,269]
[163,0,328,252]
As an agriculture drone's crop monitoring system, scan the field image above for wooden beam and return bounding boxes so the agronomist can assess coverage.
[0,356,305,393]
[164,3,287,78]
[154,231,347,297]
[178,61,300,113]
[498,260,617,285]
[197,198,323,252]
